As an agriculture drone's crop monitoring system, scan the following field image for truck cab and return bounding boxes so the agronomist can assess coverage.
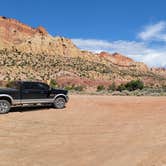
[0,81,69,114]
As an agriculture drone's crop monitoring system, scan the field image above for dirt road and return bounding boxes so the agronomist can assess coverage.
[0,95,166,166]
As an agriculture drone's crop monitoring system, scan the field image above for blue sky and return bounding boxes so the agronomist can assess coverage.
[1,0,166,67]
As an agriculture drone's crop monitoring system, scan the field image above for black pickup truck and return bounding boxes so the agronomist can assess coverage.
[0,81,69,114]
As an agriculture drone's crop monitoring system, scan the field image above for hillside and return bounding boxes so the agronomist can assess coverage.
[0,16,166,89]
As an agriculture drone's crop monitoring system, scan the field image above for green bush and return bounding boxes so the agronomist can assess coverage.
[97,85,105,92]
[117,84,126,92]
[64,85,75,91]
[108,82,116,91]
[117,80,144,92]
[125,80,144,91]
[49,79,58,88]
[162,85,166,92]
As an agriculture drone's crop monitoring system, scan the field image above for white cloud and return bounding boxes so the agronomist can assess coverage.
[72,38,166,67]
[71,21,166,67]
[138,21,166,41]
[72,39,111,53]
[140,48,166,67]
[72,39,146,54]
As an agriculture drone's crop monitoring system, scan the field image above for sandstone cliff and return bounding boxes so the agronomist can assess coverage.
[0,16,166,88]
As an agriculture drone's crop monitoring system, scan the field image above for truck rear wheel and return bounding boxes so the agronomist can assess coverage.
[53,97,66,109]
[0,100,11,114]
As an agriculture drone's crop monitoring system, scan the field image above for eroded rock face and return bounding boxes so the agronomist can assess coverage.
[36,26,48,35]
[0,16,82,56]
[0,16,37,44]
[98,52,149,72]
[151,67,166,77]
[99,52,134,66]
[0,16,166,87]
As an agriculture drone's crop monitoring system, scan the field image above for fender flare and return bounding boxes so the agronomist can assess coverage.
[54,94,68,102]
[0,94,14,104]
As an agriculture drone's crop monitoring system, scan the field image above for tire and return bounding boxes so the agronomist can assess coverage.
[0,100,11,114]
[53,97,66,109]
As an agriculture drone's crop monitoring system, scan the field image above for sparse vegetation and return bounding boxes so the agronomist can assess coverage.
[64,84,85,91]
[74,85,85,91]
[108,82,116,91]
[117,80,144,92]
[117,84,126,92]
[0,49,166,96]
[97,85,105,92]
[125,80,144,91]
[49,79,58,88]
[64,85,75,91]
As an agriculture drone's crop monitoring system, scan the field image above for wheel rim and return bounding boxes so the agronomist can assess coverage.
[0,101,9,113]
[55,98,65,108]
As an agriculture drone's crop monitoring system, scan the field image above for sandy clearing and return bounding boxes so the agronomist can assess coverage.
[0,95,166,166]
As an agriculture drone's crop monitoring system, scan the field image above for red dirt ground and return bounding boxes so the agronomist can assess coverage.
[0,95,166,166]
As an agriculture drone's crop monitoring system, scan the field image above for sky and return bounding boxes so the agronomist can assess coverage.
[1,0,166,67]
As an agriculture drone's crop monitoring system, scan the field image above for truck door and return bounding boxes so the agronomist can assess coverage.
[21,82,49,100]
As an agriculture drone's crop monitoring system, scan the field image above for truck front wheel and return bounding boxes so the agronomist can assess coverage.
[53,97,66,109]
[0,100,11,114]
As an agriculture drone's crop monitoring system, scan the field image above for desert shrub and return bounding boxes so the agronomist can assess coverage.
[64,84,75,91]
[143,87,164,94]
[74,85,84,91]
[162,85,166,92]
[108,82,116,91]
[121,90,130,96]
[129,89,143,96]
[117,80,144,92]
[64,84,85,91]
[125,80,144,91]
[49,79,58,88]
[117,84,126,92]
[97,85,105,92]
[111,91,124,96]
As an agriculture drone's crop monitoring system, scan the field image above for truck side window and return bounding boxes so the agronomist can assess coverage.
[23,82,49,90]
[37,83,49,90]
[22,83,32,90]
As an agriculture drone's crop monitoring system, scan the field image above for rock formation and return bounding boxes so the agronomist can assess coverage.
[0,16,165,88]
